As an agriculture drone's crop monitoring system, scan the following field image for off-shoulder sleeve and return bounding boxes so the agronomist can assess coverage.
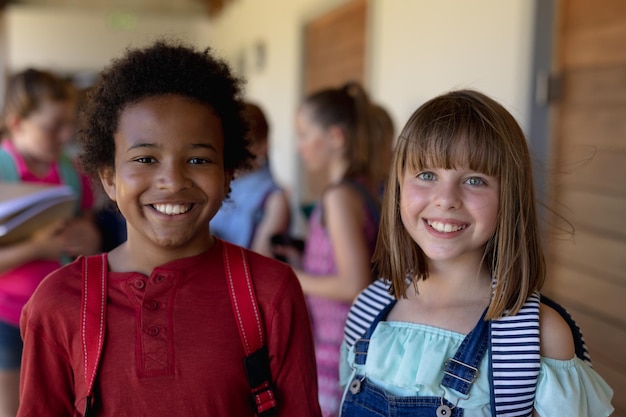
[339,340,355,389]
[535,356,614,417]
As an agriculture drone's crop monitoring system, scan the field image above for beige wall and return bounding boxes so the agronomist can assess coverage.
[3,0,536,232]
[5,6,207,74]
[206,0,535,231]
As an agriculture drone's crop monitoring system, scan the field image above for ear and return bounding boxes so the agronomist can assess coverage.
[223,169,233,196]
[327,125,346,151]
[5,114,22,134]
[98,166,117,202]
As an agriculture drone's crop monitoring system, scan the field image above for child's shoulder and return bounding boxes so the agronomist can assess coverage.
[344,279,394,348]
[235,245,301,299]
[22,257,84,325]
[539,302,576,360]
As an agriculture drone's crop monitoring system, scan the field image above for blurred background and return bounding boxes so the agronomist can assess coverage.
[0,0,623,414]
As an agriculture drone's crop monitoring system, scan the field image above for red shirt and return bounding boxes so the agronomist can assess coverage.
[18,240,322,416]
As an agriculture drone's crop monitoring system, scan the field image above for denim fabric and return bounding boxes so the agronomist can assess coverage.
[342,301,488,416]
[341,378,463,417]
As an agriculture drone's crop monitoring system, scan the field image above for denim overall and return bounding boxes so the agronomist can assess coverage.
[340,301,489,417]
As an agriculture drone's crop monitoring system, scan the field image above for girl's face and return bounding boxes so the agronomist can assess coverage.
[11,99,75,164]
[100,95,230,257]
[400,166,499,267]
[295,105,334,173]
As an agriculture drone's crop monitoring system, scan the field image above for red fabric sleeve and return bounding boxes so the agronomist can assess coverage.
[266,267,322,417]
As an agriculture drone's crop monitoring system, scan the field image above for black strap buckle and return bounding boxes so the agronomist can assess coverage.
[244,346,277,417]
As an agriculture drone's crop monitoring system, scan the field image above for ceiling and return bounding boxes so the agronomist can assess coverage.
[1,0,236,17]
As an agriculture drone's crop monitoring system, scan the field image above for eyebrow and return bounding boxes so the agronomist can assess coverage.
[126,142,218,152]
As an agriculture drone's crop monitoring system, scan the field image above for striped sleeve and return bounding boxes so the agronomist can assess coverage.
[490,292,541,417]
[343,279,395,349]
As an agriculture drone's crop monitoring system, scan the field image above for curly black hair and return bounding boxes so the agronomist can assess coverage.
[78,39,251,180]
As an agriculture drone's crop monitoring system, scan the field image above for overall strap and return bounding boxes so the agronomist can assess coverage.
[0,149,20,182]
[352,300,489,398]
[81,254,108,417]
[222,240,277,417]
[489,292,541,417]
[441,309,489,396]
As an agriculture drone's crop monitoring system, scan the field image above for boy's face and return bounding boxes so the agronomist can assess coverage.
[100,95,230,254]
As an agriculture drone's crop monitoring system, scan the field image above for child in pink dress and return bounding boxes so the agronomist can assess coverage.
[0,68,101,416]
[277,82,381,416]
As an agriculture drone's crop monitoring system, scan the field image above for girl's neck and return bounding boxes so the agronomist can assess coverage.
[13,142,53,178]
[327,158,349,184]
[415,259,492,306]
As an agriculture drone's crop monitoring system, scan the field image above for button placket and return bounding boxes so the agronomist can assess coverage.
[147,326,160,336]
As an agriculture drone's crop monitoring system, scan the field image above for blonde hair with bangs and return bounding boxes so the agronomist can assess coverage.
[372,89,545,319]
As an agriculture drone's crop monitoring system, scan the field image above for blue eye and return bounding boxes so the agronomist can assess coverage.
[417,172,436,181]
[466,177,485,186]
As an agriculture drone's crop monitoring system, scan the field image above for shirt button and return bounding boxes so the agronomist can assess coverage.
[148,326,160,336]
[134,279,146,289]
[145,300,159,310]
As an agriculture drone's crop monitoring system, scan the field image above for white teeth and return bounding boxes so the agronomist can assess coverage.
[428,220,466,233]
[153,204,192,215]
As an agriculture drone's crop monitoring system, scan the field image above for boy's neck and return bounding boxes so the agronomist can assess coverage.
[107,236,216,275]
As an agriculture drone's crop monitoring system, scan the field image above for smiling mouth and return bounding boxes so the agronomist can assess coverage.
[427,220,468,233]
[152,203,193,215]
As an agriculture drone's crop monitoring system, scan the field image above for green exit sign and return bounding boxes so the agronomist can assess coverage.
[107,13,137,31]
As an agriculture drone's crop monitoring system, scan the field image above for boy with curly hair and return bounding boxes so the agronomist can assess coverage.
[17,40,322,417]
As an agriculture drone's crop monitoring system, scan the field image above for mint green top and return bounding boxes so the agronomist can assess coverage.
[339,321,614,417]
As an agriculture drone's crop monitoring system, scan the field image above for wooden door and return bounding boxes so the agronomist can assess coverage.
[300,0,367,204]
[545,1,626,414]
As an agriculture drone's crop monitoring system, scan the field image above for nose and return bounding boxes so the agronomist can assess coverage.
[156,160,192,191]
[434,181,461,210]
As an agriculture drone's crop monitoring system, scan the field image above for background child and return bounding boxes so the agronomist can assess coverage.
[275,82,380,417]
[18,41,321,417]
[339,90,613,416]
[0,68,101,417]
[211,101,290,257]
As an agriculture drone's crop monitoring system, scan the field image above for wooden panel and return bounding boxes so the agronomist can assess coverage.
[548,229,626,281]
[553,149,626,195]
[552,0,626,408]
[543,263,626,325]
[561,0,626,68]
[303,0,366,94]
[563,0,626,31]
[559,104,626,151]
[555,188,626,238]
[301,0,367,201]
[591,362,626,415]
[563,25,626,68]
[562,67,626,105]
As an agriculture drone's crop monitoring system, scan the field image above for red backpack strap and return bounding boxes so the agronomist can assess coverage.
[80,254,108,417]
[222,241,277,417]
